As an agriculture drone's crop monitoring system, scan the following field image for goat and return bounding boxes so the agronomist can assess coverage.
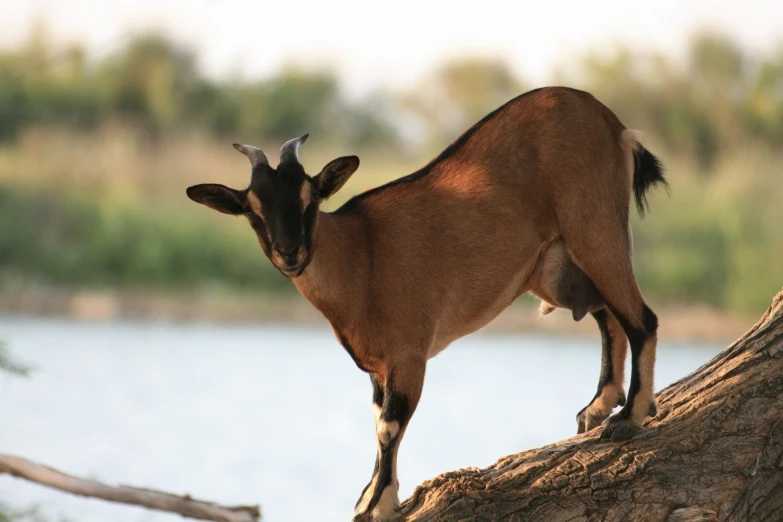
[186,86,667,522]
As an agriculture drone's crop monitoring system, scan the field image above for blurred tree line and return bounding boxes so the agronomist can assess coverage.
[557,33,783,171]
[2,27,783,162]
[0,25,781,314]
[0,24,399,150]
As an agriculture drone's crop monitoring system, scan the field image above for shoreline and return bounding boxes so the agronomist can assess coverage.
[0,288,753,344]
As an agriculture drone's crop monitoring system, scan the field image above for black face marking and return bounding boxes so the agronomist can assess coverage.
[190,142,349,278]
[300,201,319,271]
[246,212,272,254]
[608,305,658,418]
[245,161,319,276]
[334,88,544,215]
[252,178,303,243]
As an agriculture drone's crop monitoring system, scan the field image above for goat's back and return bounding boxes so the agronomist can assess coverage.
[333,87,633,354]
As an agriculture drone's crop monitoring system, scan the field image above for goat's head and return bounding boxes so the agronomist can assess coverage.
[186,134,360,278]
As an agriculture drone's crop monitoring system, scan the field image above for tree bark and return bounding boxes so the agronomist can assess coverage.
[401,288,783,522]
[0,454,260,522]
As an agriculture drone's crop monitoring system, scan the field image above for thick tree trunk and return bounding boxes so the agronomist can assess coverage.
[401,288,783,522]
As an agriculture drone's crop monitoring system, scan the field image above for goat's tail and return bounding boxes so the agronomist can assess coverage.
[627,133,667,217]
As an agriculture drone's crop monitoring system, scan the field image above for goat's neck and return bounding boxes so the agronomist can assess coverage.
[293,211,369,330]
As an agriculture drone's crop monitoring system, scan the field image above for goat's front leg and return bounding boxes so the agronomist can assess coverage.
[353,360,425,522]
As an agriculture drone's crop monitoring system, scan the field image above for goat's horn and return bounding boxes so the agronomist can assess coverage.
[232,143,269,169]
[280,134,309,164]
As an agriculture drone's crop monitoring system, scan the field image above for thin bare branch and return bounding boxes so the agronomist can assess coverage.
[0,454,260,522]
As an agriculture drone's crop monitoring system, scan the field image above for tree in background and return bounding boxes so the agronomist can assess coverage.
[0,29,782,314]
[402,58,523,153]
[99,34,199,142]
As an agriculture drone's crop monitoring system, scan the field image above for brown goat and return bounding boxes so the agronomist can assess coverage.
[186,86,666,522]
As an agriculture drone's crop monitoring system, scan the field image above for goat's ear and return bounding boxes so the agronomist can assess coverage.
[186,184,245,215]
[313,156,360,200]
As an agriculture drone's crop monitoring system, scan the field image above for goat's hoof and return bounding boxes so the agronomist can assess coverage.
[576,390,627,434]
[353,482,401,522]
[576,405,610,434]
[600,413,641,441]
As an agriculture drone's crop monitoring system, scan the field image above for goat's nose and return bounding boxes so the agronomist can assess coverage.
[274,243,300,258]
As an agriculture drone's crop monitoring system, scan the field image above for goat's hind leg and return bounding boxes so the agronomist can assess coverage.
[559,211,657,441]
[564,236,658,440]
[600,302,658,441]
[353,360,425,522]
[576,308,628,434]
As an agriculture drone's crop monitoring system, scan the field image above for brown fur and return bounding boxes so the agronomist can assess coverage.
[295,88,644,364]
[290,88,659,520]
[529,238,605,321]
[578,309,629,433]
[188,87,663,522]
[288,89,661,520]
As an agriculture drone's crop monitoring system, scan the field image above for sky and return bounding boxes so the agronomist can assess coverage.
[1,0,782,95]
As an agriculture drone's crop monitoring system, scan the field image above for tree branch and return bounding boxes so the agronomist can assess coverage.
[0,454,260,522]
[401,287,783,522]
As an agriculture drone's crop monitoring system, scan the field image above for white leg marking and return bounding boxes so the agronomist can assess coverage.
[594,381,624,413]
[632,335,657,424]
[354,474,377,515]
[607,314,628,386]
[370,483,400,520]
[376,420,400,447]
[582,380,627,432]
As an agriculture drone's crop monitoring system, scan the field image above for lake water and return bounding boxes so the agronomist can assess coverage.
[0,317,725,522]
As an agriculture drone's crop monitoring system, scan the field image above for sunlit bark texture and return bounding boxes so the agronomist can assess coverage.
[402,288,783,522]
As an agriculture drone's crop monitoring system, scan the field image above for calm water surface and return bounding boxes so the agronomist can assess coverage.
[0,317,724,522]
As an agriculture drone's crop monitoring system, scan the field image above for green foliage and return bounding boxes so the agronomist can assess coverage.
[560,32,783,173]
[0,29,781,315]
[0,184,289,292]
[100,35,199,136]
[0,29,399,151]
[402,58,523,151]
